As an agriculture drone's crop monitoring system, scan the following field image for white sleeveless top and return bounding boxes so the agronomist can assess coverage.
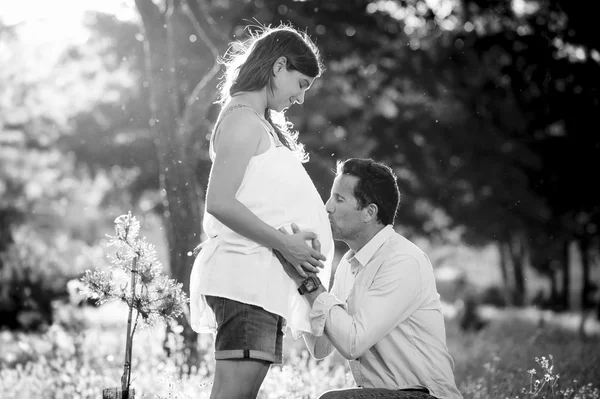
[189,105,334,338]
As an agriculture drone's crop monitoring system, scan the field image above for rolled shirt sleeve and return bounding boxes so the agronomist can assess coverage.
[303,267,348,359]
[309,292,346,336]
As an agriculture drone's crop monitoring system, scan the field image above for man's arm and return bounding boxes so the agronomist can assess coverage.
[272,228,338,359]
[298,275,342,360]
[318,255,422,360]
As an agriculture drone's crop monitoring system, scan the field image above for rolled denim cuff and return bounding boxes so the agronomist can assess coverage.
[309,292,345,336]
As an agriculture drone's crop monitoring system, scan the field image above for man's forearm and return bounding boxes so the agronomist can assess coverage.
[275,246,328,305]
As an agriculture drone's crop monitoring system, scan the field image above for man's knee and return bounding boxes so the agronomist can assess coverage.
[318,392,340,399]
[318,389,361,399]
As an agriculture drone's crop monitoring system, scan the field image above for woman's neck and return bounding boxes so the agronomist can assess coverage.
[231,88,268,115]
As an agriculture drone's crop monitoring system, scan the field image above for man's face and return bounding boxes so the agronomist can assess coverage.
[325,174,365,242]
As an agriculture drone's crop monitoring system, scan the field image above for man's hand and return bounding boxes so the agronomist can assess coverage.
[275,223,321,283]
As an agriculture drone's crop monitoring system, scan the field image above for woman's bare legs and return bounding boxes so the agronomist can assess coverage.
[209,359,271,399]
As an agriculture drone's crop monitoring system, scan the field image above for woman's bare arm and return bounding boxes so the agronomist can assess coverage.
[206,111,325,275]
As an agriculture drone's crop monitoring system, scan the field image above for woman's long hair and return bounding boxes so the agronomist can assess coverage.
[216,24,324,162]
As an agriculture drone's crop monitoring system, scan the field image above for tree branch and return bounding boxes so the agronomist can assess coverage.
[134,0,163,29]
[180,0,228,133]
[166,0,182,118]
[186,0,229,51]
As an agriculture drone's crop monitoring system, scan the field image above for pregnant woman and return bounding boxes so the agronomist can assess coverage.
[189,25,334,399]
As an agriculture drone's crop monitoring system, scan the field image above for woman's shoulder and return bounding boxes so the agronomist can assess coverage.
[220,101,258,116]
[216,103,265,131]
[218,101,263,122]
[217,103,266,133]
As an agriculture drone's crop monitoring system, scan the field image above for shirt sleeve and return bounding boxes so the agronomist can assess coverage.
[321,254,422,360]
[303,264,347,359]
[309,292,345,336]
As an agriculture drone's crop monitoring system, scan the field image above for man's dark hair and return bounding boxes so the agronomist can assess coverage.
[336,158,400,225]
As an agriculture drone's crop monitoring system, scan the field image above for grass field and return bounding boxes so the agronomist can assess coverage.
[3,214,597,398]
[0,300,598,399]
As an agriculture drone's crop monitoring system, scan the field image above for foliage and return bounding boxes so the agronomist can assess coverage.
[0,220,108,331]
[232,0,600,309]
[0,115,123,330]
[6,0,595,314]
[80,213,188,393]
[0,228,69,330]
[2,0,599,368]
[0,10,143,333]
[81,213,186,327]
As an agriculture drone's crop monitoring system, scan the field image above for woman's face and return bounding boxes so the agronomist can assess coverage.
[268,59,316,112]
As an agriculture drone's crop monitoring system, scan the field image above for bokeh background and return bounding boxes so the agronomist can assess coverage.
[1,0,599,398]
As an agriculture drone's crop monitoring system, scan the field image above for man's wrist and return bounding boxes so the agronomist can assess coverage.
[293,276,304,286]
[297,275,327,306]
[304,284,327,306]
[297,275,322,295]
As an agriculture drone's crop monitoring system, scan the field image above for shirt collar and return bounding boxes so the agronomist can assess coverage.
[347,225,395,268]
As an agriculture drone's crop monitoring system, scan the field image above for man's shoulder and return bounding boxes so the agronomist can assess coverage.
[378,233,431,267]
[381,232,425,255]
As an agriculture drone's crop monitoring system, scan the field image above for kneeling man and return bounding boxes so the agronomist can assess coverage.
[277,158,462,399]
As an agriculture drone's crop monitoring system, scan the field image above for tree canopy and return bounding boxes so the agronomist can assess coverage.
[2,0,599,332]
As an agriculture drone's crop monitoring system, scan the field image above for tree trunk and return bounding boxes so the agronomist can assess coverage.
[498,241,512,306]
[561,239,571,310]
[578,238,592,309]
[498,241,509,288]
[135,0,227,369]
[549,268,559,307]
[135,0,201,367]
[509,234,526,306]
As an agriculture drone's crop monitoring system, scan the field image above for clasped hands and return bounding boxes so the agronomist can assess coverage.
[274,223,325,284]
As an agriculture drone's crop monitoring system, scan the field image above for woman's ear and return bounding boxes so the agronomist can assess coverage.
[273,56,287,75]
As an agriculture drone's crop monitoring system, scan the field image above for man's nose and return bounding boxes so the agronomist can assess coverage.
[296,91,305,105]
[325,198,334,214]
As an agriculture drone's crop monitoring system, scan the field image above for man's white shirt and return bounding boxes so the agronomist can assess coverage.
[303,225,463,399]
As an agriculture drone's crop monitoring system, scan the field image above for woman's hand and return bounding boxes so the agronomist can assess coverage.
[277,223,326,279]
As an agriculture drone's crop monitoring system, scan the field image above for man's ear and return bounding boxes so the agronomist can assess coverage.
[273,56,287,75]
[363,203,379,223]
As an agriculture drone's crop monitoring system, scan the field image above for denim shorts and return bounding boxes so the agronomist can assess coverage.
[205,295,286,364]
